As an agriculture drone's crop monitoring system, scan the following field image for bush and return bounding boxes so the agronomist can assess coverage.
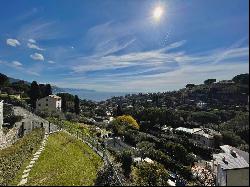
[116,115,140,130]
[0,128,44,185]
[132,162,169,186]
[119,150,133,178]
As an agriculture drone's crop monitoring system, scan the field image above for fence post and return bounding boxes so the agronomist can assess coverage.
[49,122,51,133]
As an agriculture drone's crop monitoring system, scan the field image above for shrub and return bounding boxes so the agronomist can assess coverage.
[116,115,140,130]
[0,128,44,185]
[132,162,169,186]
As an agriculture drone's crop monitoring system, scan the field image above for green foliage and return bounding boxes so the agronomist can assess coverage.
[232,73,249,85]
[4,115,23,127]
[56,93,75,112]
[0,128,44,185]
[190,111,220,124]
[25,132,103,186]
[95,165,120,186]
[0,73,9,86]
[219,112,249,147]
[204,79,216,85]
[119,150,133,178]
[28,81,41,108]
[221,131,245,147]
[116,115,140,130]
[132,162,169,186]
[74,95,80,114]
[164,142,188,164]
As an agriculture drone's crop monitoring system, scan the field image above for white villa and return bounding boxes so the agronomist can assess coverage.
[36,95,62,112]
[175,127,221,147]
[212,145,249,186]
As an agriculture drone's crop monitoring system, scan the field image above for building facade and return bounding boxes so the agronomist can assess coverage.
[36,95,62,112]
[213,145,249,186]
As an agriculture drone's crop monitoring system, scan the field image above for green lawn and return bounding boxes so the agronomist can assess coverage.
[25,132,103,186]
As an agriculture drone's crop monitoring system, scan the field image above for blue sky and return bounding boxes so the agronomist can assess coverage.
[0,0,249,92]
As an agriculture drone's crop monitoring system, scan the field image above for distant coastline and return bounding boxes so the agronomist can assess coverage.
[53,88,134,101]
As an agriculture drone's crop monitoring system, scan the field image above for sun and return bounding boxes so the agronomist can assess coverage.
[153,6,164,21]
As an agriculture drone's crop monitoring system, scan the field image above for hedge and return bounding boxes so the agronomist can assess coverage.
[0,128,44,186]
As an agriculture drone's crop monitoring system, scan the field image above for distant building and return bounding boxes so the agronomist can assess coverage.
[196,101,207,109]
[36,95,61,112]
[133,157,154,164]
[175,127,221,147]
[213,145,249,186]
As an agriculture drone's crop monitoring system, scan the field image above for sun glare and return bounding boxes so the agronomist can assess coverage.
[153,6,164,21]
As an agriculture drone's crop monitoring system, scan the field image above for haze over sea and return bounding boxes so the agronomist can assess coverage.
[54,89,132,102]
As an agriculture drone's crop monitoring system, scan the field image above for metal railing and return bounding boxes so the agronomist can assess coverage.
[50,120,124,186]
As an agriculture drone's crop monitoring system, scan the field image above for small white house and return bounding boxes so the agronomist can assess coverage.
[36,95,62,112]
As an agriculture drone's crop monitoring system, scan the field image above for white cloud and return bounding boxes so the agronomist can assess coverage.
[6,38,21,47]
[48,60,56,64]
[65,38,249,92]
[27,43,45,51]
[30,53,44,61]
[12,61,22,67]
[28,38,36,43]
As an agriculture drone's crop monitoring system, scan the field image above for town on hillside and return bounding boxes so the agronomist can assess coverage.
[0,72,249,186]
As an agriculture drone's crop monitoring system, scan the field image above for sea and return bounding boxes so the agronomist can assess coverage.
[54,89,132,102]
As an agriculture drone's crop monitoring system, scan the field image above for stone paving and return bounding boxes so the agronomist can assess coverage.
[17,130,61,186]
[17,134,49,186]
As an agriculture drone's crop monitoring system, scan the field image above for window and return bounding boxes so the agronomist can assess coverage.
[38,104,41,107]
[46,99,48,101]
[46,103,48,106]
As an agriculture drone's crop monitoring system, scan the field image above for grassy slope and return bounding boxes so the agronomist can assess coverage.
[25,132,103,186]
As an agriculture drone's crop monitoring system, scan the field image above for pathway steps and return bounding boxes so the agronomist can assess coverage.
[17,134,49,186]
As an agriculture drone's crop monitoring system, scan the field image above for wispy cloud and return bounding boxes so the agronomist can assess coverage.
[48,60,56,64]
[27,42,45,51]
[28,38,36,43]
[6,38,21,47]
[12,61,22,67]
[63,38,249,92]
[30,53,44,61]
[0,59,40,76]
[17,20,61,41]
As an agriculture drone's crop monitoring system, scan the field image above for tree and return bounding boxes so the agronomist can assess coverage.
[119,150,133,178]
[204,79,216,85]
[44,84,52,96]
[0,73,9,86]
[57,93,75,112]
[116,115,140,130]
[116,104,123,116]
[186,84,195,89]
[29,81,41,108]
[136,141,156,160]
[74,95,80,114]
[132,162,169,186]
[232,73,249,85]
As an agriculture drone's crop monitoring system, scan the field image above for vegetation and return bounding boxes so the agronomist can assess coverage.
[116,115,140,130]
[0,128,44,186]
[25,132,103,186]
[132,162,169,186]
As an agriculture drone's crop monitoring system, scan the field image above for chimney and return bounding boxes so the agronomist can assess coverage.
[222,156,228,164]
[230,149,237,158]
